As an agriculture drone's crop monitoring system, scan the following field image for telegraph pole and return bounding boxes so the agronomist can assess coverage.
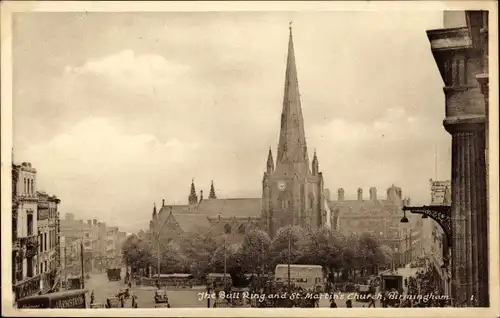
[157,238,160,287]
[80,241,85,289]
[287,227,291,296]
[223,235,227,291]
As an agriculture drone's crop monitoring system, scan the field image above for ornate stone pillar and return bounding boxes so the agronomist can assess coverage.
[445,118,486,306]
[428,18,488,306]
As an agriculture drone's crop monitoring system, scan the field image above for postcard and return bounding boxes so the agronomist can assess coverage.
[1,1,498,317]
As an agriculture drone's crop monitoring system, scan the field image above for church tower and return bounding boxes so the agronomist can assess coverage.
[262,24,325,237]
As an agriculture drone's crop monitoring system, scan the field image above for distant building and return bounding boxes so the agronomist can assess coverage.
[425,180,452,297]
[329,185,422,268]
[37,191,61,293]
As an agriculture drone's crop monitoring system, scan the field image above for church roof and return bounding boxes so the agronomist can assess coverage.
[172,213,211,233]
[197,198,262,218]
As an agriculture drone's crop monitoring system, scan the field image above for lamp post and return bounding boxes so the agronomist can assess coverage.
[401,206,452,301]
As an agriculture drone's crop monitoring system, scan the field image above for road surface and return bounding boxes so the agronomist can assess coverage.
[84,274,380,308]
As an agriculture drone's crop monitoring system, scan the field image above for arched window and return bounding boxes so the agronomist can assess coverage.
[224,224,231,234]
[238,224,245,234]
[309,194,314,209]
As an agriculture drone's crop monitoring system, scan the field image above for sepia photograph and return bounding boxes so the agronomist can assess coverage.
[1,1,498,316]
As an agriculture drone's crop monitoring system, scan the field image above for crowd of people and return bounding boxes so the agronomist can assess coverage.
[395,267,451,308]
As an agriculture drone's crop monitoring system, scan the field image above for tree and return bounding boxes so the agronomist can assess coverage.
[238,229,272,274]
[298,227,344,280]
[356,232,385,276]
[179,227,222,279]
[158,242,188,274]
[121,234,153,274]
[269,226,308,269]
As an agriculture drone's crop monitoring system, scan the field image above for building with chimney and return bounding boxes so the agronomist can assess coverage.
[149,26,328,243]
[329,185,422,268]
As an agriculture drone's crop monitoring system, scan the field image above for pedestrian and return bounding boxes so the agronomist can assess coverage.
[330,299,337,308]
[90,290,95,304]
[346,299,352,308]
[367,284,376,308]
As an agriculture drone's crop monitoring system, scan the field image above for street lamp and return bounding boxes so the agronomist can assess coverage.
[400,210,409,223]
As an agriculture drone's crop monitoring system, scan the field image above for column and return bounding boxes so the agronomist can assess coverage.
[445,117,486,307]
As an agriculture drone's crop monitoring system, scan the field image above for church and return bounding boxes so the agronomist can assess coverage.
[149,26,330,243]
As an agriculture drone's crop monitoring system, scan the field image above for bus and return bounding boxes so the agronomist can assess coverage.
[274,264,324,291]
[17,289,89,309]
[206,273,232,292]
[152,273,194,288]
[380,267,423,294]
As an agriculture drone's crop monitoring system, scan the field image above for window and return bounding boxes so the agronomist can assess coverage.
[27,214,33,236]
[224,224,231,234]
[31,179,34,194]
[27,257,34,278]
[44,233,47,251]
[24,178,27,194]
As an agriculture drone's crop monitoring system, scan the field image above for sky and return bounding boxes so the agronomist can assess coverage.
[12,11,451,233]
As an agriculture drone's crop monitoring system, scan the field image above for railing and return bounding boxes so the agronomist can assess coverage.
[14,275,41,301]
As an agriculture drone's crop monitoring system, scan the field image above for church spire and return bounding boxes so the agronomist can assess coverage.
[312,148,319,175]
[188,179,198,205]
[152,202,157,218]
[209,180,217,199]
[266,147,274,174]
[276,22,310,171]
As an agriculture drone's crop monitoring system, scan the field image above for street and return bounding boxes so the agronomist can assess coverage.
[84,273,380,308]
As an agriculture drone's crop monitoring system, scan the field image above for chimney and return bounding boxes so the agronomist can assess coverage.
[357,188,363,201]
[323,189,331,201]
[87,220,92,226]
[369,187,377,201]
[162,199,165,207]
[93,219,97,226]
[337,188,345,201]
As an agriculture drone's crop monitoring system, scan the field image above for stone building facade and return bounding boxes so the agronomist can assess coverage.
[427,10,489,307]
[12,161,61,302]
[37,191,60,294]
[329,185,421,268]
[12,162,41,302]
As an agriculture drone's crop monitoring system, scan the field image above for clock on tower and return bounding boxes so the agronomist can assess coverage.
[277,181,286,191]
